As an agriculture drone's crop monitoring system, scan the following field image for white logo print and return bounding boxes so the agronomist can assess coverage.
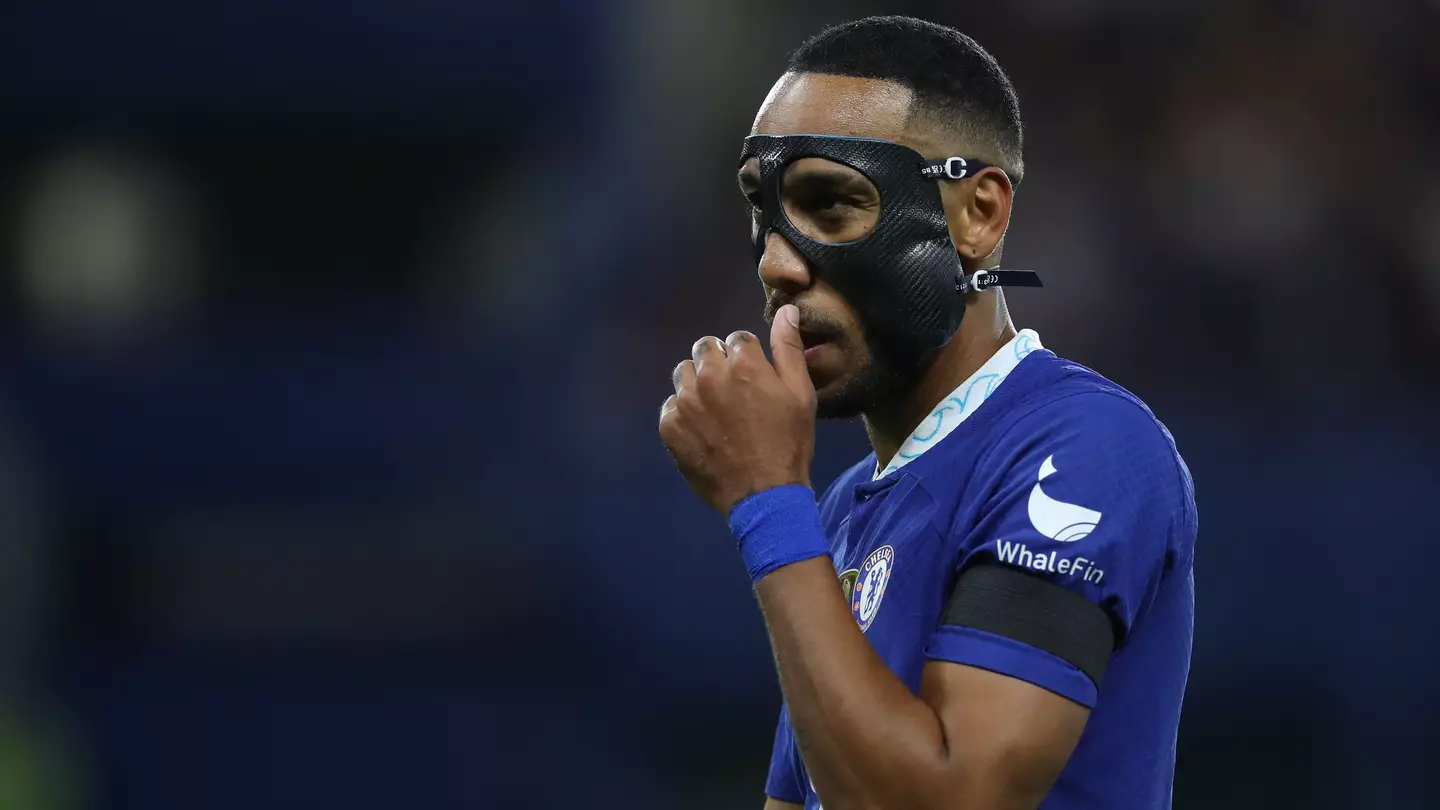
[1027,455,1102,542]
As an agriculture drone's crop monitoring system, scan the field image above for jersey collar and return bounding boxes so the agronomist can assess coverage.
[874,329,1043,480]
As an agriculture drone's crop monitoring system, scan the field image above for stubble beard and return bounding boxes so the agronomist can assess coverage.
[815,329,931,420]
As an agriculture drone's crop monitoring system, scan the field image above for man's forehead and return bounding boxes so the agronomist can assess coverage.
[750,73,916,145]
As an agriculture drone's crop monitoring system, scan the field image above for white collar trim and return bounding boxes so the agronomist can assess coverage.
[874,329,1043,480]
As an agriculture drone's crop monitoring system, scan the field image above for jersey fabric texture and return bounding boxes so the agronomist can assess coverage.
[765,334,1198,810]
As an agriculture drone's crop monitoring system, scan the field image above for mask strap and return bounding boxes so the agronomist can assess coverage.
[960,269,1045,294]
[921,158,1037,290]
[919,156,1016,188]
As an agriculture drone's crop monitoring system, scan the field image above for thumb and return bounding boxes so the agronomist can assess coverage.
[770,304,815,408]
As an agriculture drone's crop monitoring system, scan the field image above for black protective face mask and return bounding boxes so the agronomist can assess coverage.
[740,134,1042,362]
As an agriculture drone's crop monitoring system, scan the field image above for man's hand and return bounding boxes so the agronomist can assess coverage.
[659,304,817,514]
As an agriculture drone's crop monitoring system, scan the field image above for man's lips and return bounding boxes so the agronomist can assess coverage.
[799,328,830,348]
[799,328,839,360]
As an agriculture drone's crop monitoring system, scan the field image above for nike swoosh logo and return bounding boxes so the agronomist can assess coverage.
[1027,455,1102,542]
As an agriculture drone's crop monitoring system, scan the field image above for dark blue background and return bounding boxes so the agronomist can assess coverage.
[0,1,1436,808]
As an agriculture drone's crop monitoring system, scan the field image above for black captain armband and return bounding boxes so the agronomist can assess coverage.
[942,564,1117,688]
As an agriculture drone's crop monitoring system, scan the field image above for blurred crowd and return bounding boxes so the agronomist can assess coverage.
[0,1,1436,808]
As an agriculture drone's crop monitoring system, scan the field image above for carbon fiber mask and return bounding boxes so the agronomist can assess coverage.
[740,134,1041,363]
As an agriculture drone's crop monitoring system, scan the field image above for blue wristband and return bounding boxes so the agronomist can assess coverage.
[728,485,831,584]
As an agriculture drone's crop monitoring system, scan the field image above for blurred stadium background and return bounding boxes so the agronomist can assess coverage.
[0,1,1436,808]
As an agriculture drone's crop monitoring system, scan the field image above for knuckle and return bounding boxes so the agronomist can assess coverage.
[693,368,720,394]
[726,330,756,347]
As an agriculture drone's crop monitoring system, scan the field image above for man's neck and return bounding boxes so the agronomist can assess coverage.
[863,293,1016,470]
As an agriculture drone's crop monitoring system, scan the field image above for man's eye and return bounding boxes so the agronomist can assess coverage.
[806,193,854,215]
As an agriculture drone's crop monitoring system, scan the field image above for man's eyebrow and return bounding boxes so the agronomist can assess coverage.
[782,167,876,194]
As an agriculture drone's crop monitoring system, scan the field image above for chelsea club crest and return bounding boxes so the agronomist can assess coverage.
[851,545,895,632]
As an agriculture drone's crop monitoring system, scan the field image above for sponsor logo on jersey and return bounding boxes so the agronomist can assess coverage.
[1028,454,1103,542]
[995,539,1104,584]
[852,545,894,632]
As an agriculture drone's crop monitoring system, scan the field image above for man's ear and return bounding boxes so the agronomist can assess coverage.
[943,167,1013,268]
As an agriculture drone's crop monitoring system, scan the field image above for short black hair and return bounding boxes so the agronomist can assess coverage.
[787,16,1024,185]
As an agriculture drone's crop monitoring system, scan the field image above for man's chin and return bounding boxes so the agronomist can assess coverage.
[814,377,878,420]
[812,356,922,420]
[816,397,866,420]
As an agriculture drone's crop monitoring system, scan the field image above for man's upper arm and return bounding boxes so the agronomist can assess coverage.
[763,800,804,810]
[920,659,1089,809]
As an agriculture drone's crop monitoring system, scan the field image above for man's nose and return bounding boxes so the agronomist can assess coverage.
[757,231,813,296]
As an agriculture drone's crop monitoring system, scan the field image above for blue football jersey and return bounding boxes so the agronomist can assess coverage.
[766,332,1197,810]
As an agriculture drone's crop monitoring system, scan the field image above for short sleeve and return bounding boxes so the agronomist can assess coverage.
[924,392,1196,708]
[765,704,806,803]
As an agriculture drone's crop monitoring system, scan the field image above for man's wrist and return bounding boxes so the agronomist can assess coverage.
[728,485,830,583]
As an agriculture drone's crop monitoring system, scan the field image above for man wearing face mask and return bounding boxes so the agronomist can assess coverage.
[658,15,1197,810]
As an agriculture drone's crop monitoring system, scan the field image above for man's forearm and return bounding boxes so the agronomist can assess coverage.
[756,556,954,810]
